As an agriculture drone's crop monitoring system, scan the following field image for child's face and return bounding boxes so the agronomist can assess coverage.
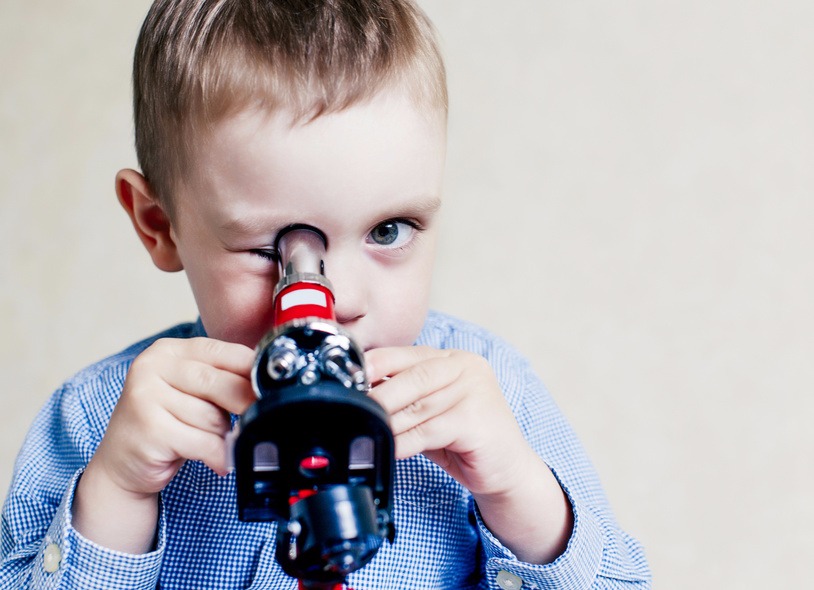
[168,89,446,351]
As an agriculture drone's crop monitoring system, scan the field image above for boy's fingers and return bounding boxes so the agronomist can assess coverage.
[364,346,451,383]
[133,338,257,414]
[367,355,462,416]
[159,359,256,415]
[162,391,232,437]
[386,382,461,437]
[187,337,256,375]
[152,337,255,376]
[170,421,230,476]
[393,413,455,460]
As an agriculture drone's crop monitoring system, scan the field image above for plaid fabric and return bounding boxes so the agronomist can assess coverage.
[1,311,650,589]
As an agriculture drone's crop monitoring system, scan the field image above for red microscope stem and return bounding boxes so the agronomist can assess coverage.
[272,226,336,327]
[272,280,336,327]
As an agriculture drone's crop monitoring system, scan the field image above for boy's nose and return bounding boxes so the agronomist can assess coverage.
[325,257,368,326]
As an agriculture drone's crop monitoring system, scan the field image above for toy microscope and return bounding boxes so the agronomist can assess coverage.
[231,225,395,590]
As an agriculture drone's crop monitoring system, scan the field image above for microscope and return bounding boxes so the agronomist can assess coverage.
[231,226,395,589]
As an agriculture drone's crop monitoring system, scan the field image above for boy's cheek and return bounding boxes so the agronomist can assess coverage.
[196,300,276,348]
[187,274,278,345]
[364,312,427,352]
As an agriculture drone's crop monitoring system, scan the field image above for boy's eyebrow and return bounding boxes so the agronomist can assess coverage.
[219,216,274,236]
[382,195,442,218]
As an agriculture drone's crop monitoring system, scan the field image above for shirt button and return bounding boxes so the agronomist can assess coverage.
[43,543,62,573]
[496,569,523,590]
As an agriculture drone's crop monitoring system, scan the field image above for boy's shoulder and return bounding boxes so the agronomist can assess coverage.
[419,310,531,368]
[54,321,204,429]
[14,322,206,475]
[68,320,205,390]
[419,310,544,413]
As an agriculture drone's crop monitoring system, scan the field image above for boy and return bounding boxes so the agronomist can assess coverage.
[1,1,650,588]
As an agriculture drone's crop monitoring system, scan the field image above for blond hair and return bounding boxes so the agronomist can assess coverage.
[133,0,447,214]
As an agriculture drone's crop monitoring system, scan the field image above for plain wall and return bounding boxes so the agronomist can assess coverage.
[1,1,812,587]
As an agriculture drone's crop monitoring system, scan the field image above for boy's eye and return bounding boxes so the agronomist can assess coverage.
[367,220,415,248]
[250,248,279,262]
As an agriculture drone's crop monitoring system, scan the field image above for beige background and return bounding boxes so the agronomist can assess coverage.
[1,1,812,587]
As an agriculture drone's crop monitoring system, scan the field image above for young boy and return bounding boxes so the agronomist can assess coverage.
[1,1,650,588]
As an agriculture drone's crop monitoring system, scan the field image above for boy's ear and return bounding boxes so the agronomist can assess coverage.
[115,169,184,272]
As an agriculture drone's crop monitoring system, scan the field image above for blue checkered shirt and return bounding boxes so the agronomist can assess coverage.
[2,311,650,589]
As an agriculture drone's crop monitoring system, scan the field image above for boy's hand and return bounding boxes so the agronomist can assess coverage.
[73,337,256,553]
[93,337,256,492]
[365,346,573,564]
[365,346,531,496]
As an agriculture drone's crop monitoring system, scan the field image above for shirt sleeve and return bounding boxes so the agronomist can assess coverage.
[1,377,165,589]
[474,349,652,589]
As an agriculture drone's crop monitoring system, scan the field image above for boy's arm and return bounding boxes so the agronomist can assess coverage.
[366,345,651,588]
[1,379,164,590]
[1,334,256,589]
[72,337,256,553]
[366,347,570,563]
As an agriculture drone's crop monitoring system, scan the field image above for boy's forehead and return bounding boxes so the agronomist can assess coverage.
[189,88,445,178]
[200,84,446,146]
[175,89,446,231]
